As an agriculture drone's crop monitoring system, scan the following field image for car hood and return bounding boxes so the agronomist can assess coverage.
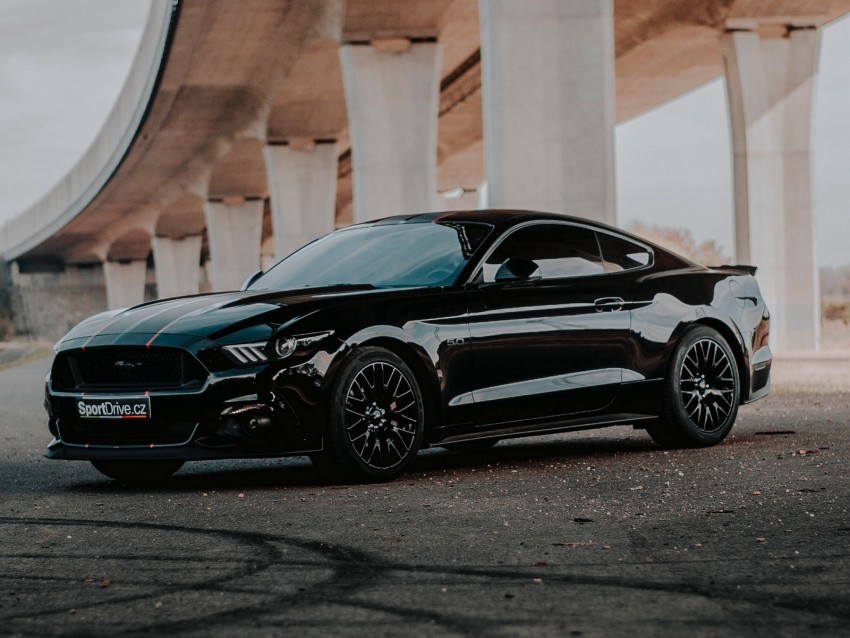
[59,285,380,345]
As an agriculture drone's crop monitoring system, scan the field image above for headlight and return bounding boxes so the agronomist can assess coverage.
[222,331,334,366]
[274,331,334,359]
[275,337,297,358]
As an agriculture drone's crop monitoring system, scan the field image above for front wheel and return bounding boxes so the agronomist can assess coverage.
[647,326,740,448]
[91,459,184,485]
[322,347,425,482]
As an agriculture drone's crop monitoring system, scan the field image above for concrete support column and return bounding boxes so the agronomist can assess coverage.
[439,188,479,211]
[340,40,441,221]
[722,25,820,351]
[203,198,264,292]
[477,180,489,209]
[103,260,147,310]
[9,260,20,286]
[152,235,202,299]
[780,28,820,351]
[264,140,338,259]
[479,0,615,223]
[260,237,276,272]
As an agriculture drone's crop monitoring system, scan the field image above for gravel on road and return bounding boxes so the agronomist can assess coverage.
[1,354,848,637]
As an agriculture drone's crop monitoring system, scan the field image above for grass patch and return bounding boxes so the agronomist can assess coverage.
[0,346,53,372]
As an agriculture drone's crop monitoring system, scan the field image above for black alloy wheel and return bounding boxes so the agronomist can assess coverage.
[679,337,737,432]
[647,326,740,448]
[320,347,425,481]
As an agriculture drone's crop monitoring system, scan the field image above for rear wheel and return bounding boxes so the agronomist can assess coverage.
[647,326,740,448]
[321,347,425,482]
[91,459,184,485]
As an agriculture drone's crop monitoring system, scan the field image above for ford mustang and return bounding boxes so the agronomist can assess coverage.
[44,210,772,483]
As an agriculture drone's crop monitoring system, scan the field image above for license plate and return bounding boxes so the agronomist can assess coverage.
[76,396,151,420]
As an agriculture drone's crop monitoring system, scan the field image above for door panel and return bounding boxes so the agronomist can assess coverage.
[465,279,630,427]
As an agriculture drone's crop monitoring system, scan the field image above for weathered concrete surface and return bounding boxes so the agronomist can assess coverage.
[9,270,107,340]
[3,0,850,351]
[341,41,442,221]
[264,142,339,259]
[1,0,345,262]
[103,261,147,310]
[7,0,850,265]
[480,0,616,222]
[722,25,821,352]
[152,235,203,299]
[203,199,264,292]
[1,355,848,636]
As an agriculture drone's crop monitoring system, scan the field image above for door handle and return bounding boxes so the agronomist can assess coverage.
[594,297,624,312]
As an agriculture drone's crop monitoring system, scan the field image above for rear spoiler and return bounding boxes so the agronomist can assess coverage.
[715,264,758,276]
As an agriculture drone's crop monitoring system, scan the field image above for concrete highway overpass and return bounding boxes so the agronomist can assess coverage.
[2,0,848,350]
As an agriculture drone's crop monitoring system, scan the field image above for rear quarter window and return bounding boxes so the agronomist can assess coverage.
[597,233,652,273]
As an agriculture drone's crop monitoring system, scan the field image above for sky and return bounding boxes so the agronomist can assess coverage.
[616,14,850,268]
[0,1,847,266]
[0,0,151,218]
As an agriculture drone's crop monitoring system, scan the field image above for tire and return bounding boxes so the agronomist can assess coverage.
[91,459,184,485]
[322,347,425,482]
[647,326,740,448]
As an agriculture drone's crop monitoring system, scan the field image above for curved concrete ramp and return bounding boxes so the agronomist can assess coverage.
[0,0,343,262]
[0,1,174,261]
[2,0,849,351]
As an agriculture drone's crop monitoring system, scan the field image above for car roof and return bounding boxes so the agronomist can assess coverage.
[353,209,700,270]
[357,209,623,233]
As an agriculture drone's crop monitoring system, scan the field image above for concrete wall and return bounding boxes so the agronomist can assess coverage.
[9,265,155,341]
[0,261,13,340]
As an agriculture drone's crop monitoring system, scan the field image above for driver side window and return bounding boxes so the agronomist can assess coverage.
[482,224,604,282]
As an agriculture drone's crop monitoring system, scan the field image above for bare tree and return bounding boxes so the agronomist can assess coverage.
[627,222,729,267]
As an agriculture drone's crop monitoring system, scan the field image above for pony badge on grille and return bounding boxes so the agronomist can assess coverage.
[113,360,142,378]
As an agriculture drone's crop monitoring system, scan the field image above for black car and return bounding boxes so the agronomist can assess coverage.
[45,210,772,483]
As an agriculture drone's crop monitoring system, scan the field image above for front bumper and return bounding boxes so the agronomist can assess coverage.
[45,358,330,462]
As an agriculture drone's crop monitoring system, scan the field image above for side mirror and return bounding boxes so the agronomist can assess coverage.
[240,270,263,291]
[494,257,541,283]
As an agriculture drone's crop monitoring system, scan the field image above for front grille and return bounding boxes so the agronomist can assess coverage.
[52,347,207,392]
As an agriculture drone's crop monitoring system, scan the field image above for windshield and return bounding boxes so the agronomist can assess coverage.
[250,221,493,291]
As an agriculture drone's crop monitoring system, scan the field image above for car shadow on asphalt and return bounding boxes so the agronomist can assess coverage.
[64,429,661,492]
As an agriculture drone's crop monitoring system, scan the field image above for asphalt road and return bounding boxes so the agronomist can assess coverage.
[1,355,849,637]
